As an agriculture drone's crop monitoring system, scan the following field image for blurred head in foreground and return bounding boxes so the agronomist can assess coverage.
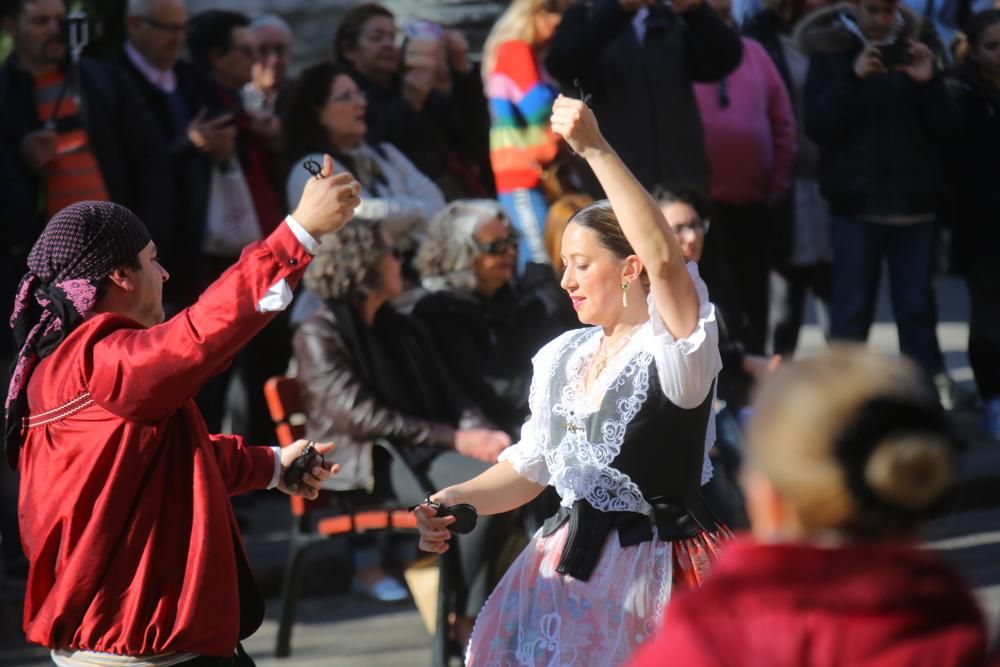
[743,346,959,543]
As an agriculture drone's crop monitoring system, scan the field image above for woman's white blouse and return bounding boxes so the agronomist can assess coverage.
[499,261,723,514]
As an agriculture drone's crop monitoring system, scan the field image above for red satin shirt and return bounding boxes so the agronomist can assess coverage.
[18,222,311,656]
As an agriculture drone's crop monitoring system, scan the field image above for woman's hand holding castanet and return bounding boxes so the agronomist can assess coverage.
[415,502,456,553]
[550,95,611,161]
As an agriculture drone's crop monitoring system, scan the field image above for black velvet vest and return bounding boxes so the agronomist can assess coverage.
[541,331,718,581]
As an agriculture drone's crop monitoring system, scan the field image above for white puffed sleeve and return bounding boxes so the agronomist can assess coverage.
[497,331,575,486]
[647,261,723,410]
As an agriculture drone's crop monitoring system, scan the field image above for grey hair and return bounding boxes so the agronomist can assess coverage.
[304,219,387,304]
[417,199,510,292]
[126,0,164,17]
[250,13,292,36]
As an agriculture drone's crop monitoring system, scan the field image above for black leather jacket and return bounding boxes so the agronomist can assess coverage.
[292,300,491,491]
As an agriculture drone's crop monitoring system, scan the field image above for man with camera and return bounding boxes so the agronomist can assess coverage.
[802,0,957,385]
[0,0,171,251]
[545,0,743,199]
[4,156,358,666]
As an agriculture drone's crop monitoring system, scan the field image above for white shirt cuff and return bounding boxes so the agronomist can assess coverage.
[284,214,321,255]
[268,446,282,489]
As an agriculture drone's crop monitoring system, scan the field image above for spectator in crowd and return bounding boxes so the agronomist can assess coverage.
[657,189,775,529]
[630,348,988,666]
[244,14,293,116]
[948,9,1000,438]
[545,0,742,199]
[333,3,493,200]
[186,9,288,443]
[742,0,834,357]
[481,0,571,272]
[413,200,570,438]
[4,161,354,665]
[187,9,282,248]
[694,0,797,354]
[416,95,731,666]
[0,0,172,253]
[283,62,445,250]
[120,0,236,309]
[293,220,512,633]
[658,190,780,412]
[803,0,958,385]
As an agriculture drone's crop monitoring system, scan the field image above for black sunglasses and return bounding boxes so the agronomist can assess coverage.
[476,237,519,256]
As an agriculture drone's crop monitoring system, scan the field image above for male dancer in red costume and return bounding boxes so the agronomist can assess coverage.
[4,157,357,666]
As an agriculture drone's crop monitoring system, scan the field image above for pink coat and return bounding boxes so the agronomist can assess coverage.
[695,38,796,205]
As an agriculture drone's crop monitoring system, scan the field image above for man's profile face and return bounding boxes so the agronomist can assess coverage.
[6,0,66,70]
[128,241,169,327]
[251,24,291,90]
[212,25,254,89]
[128,0,187,71]
[858,0,899,41]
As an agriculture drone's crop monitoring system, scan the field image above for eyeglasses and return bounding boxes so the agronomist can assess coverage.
[231,44,255,58]
[139,16,187,34]
[329,90,367,104]
[671,220,710,239]
[256,42,288,58]
[476,237,519,256]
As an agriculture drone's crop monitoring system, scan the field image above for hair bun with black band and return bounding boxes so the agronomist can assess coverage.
[833,397,962,517]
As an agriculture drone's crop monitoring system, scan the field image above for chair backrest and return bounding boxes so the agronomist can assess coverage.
[263,375,309,516]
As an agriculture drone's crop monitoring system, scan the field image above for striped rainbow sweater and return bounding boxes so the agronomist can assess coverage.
[486,39,559,194]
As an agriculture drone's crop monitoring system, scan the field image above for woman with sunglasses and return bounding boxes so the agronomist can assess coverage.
[414,200,577,439]
[415,97,731,665]
[282,62,445,249]
[292,219,513,613]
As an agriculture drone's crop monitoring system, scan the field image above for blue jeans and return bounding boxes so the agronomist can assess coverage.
[830,216,939,375]
[498,188,550,273]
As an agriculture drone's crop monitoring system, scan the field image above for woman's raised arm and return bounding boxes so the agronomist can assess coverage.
[550,96,700,339]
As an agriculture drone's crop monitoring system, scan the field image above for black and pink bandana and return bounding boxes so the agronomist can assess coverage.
[4,201,150,468]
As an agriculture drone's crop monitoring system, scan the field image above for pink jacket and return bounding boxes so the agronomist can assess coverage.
[695,37,796,205]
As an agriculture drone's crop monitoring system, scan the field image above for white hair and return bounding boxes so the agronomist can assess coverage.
[417,199,511,292]
[250,13,292,37]
[126,0,173,18]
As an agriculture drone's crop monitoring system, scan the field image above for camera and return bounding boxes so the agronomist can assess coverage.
[59,11,104,59]
[878,39,912,68]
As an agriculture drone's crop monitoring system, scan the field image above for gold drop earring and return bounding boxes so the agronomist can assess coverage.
[621,281,630,308]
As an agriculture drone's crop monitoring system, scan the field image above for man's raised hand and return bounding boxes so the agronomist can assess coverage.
[291,155,362,238]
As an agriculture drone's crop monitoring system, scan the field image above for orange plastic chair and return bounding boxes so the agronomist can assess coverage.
[263,375,419,657]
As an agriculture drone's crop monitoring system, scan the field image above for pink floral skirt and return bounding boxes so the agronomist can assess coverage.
[466,522,732,667]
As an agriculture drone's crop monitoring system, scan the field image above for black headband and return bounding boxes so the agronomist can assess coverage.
[833,397,961,517]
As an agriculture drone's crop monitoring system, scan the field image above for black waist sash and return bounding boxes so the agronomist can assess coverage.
[541,495,719,581]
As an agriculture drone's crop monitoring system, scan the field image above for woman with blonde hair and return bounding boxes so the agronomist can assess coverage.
[482,0,573,272]
[630,346,988,666]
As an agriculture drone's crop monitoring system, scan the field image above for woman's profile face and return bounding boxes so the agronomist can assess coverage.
[472,216,518,296]
[972,23,1000,78]
[533,10,563,46]
[318,74,368,149]
[373,232,404,301]
[559,222,627,327]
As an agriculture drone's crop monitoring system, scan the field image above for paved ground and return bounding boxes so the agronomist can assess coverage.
[1,275,998,667]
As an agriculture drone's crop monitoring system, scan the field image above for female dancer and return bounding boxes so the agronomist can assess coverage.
[415,96,731,665]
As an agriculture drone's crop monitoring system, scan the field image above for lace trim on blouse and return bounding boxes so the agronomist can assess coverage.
[499,262,722,514]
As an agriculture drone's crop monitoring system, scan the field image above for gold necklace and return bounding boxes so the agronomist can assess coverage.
[591,326,640,378]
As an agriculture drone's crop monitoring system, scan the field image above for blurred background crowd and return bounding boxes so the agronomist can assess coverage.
[0,0,999,661]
